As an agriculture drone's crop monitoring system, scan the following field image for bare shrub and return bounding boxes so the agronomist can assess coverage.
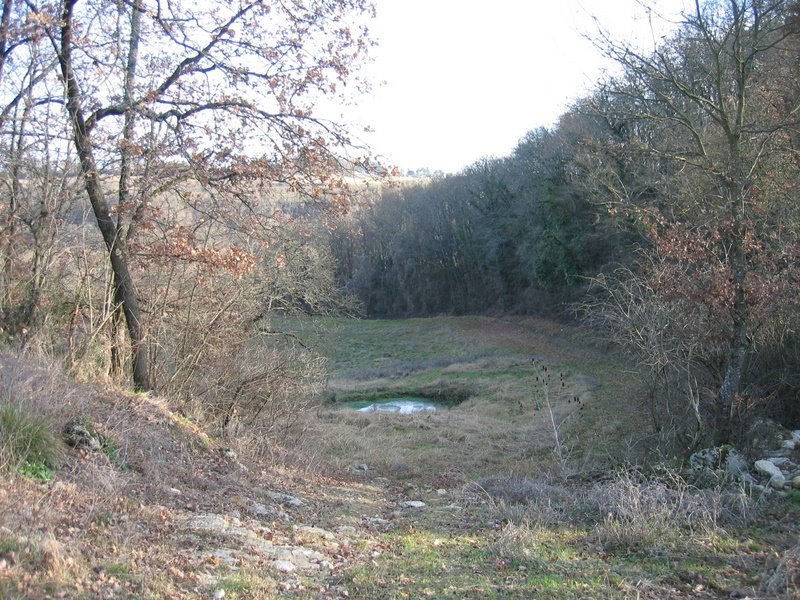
[761,543,800,600]
[465,475,587,537]
[582,263,725,452]
[589,468,758,551]
[166,322,325,456]
[468,467,759,555]
[467,475,570,508]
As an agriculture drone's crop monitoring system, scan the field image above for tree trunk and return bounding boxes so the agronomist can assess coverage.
[714,297,748,445]
[714,168,749,445]
[57,0,151,391]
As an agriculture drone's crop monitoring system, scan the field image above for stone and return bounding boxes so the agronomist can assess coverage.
[363,516,392,530]
[62,419,103,452]
[248,502,290,522]
[689,446,749,478]
[218,448,237,460]
[272,560,296,573]
[755,460,786,489]
[294,525,336,541]
[793,476,800,490]
[780,438,796,450]
[336,525,357,535]
[187,513,327,572]
[213,590,226,599]
[353,463,370,472]
[401,500,426,509]
[211,549,239,567]
[266,492,304,508]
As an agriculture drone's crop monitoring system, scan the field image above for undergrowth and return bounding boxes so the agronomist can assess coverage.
[0,403,61,481]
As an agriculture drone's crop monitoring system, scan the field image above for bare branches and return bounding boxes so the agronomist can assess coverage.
[584,0,800,444]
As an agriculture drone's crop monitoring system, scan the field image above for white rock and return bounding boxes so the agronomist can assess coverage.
[213,590,225,599]
[689,446,748,476]
[755,460,786,489]
[294,525,336,540]
[266,492,304,508]
[755,459,783,477]
[770,476,786,490]
[272,560,296,573]
[780,439,796,450]
[336,525,357,535]
[401,500,426,509]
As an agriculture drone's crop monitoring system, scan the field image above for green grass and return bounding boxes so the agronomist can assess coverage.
[339,496,781,599]
[0,403,61,480]
[345,527,632,599]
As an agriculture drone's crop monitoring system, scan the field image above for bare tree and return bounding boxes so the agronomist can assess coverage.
[10,0,375,389]
[590,0,800,442]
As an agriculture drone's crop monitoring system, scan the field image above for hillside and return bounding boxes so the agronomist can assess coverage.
[1,317,799,599]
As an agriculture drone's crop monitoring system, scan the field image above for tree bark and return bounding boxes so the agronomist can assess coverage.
[57,0,150,390]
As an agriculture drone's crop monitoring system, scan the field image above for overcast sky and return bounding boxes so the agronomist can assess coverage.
[339,0,687,174]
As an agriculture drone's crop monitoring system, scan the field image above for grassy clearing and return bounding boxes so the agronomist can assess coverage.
[280,315,799,598]
[284,315,647,481]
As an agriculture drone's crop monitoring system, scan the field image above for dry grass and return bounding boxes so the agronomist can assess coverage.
[0,348,340,598]
[303,396,576,483]
[471,467,762,556]
[302,373,595,483]
[762,543,800,599]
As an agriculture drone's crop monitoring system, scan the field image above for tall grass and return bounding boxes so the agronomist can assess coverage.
[0,403,61,478]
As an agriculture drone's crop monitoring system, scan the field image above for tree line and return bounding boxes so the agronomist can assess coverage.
[329,0,800,446]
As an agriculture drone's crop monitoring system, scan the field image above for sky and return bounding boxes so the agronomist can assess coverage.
[339,0,688,174]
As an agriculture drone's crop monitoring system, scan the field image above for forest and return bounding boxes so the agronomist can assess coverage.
[329,1,800,445]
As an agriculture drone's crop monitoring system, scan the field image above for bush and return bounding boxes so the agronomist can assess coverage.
[0,403,61,480]
[589,468,757,551]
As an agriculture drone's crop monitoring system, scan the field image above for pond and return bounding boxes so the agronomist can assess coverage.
[344,397,441,414]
